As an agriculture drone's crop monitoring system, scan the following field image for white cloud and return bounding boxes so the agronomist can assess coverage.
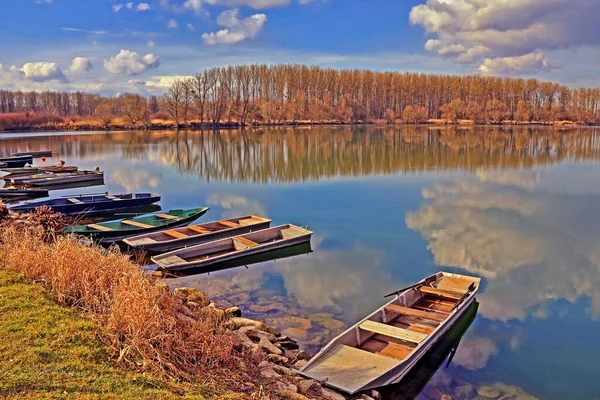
[62,27,107,34]
[137,2,151,11]
[104,49,160,75]
[167,19,179,28]
[21,62,67,82]
[187,23,195,31]
[113,4,124,12]
[147,40,156,48]
[68,57,94,73]
[145,75,195,89]
[479,53,552,75]
[202,8,267,45]
[181,0,289,13]
[410,0,600,75]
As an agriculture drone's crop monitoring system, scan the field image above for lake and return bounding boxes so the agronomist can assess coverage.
[2,125,600,399]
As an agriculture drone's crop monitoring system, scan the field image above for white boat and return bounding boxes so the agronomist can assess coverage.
[299,272,481,395]
[151,224,312,272]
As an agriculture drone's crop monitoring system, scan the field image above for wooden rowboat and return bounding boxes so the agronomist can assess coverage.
[299,272,481,395]
[151,224,312,272]
[66,207,209,244]
[123,215,272,252]
[11,150,53,158]
[10,193,161,216]
[0,187,49,199]
[1,166,78,179]
[22,171,104,187]
[0,155,33,168]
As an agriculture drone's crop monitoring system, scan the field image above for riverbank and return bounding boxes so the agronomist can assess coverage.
[0,206,378,399]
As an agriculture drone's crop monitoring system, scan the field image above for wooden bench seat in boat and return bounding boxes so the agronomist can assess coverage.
[87,223,113,232]
[234,237,259,248]
[164,229,189,239]
[218,221,239,228]
[156,213,181,220]
[420,286,462,301]
[384,304,446,323]
[187,226,210,234]
[435,276,474,293]
[360,338,414,360]
[359,320,427,344]
[238,217,257,226]
[122,220,154,229]
[68,198,83,204]
[158,255,186,267]
[105,195,123,200]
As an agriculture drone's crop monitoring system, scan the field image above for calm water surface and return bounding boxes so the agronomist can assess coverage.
[3,125,600,399]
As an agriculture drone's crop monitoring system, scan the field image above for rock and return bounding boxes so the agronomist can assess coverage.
[239,326,276,343]
[259,365,279,379]
[173,287,210,307]
[297,379,321,395]
[292,359,308,369]
[366,390,381,400]
[283,327,309,340]
[224,306,242,318]
[309,312,334,322]
[286,316,313,330]
[290,349,311,362]
[320,387,346,400]
[454,384,475,399]
[150,270,163,277]
[250,303,286,314]
[225,330,254,351]
[271,364,298,377]
[270,381,298,394]
[186,301,200,309]
[280,391,310,400]
[440,395,452,400]
[279,337,300,350]
[358,396,374,400]
[259,337,283,356]
[250,343,264,363]
[477,386,501,398]
[266,354,289,365]
[318,318,346,333]
[230,317,270,332]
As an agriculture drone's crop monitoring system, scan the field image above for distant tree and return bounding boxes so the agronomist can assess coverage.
[384,108,396,123]
[160,80,184,127]
[93,100,115,129]
[149,95,159,114]
[486,100,508,124]
[440,99,466,123]
[117,94,148,128]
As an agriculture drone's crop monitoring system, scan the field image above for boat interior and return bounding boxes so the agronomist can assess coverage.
[155,224,311,266]
[131,215,270,244]
[300,273,480,393]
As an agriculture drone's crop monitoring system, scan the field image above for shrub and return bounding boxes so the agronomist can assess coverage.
[0,112,64,130]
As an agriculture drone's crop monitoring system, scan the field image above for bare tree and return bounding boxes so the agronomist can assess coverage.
[117,94,149,128]
[161,80,184,127]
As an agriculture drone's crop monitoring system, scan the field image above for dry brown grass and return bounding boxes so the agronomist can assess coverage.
[0,216,256,392]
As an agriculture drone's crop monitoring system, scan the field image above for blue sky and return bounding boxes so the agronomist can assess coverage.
[1,0,599,94]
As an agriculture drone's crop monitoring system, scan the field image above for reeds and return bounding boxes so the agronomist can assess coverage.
[0,212,252,388]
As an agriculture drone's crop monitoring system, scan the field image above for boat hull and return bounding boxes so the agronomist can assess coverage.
[25,173,104,187]
[152,225,312,272]
[12,151,53,158]
[10,193,161,216]
[124,218,271,252]
[0,156,34,168]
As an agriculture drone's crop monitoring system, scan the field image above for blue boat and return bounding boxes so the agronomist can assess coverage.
[0,155,34,168]
[10,193,161,216]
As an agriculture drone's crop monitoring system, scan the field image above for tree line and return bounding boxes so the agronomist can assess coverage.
[1,64,600,127]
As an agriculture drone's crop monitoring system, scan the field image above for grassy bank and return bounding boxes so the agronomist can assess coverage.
[0,208,266,399]
[0,269,238,399]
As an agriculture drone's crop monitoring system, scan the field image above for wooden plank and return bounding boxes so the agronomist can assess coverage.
[390,321,434,335]
[384,304,446,323]
[436,276,473,293]
[159,255,186,267]
[87,223,113,232]
[359,320,427,344]
[68,198,83,204]
[234,237,259,248]
[360,338,414,360]
[164,229,189,239]
[420,286,463,301]
[238,217,258,226]
[105,195,123,200]
[219,220,239,228]
[418,298,454,312]
[156,213,181,220]
[188,226,210,234]
[122,220,154,229]
[414,304,451,314]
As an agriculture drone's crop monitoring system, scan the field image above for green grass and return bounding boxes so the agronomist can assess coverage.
[0,269,241,400]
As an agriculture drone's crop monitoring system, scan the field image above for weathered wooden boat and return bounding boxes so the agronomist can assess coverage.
[0,155,34,168]
[11,150,53,158]
[1,166,78,180]
[299,272,481,395]
[124,215,272,252]
[0,162,6,168]
[151,224,312,272]
[10,193,161,216]
[66,207,209,244]
[0,187,49,199]
[23,171,104,187]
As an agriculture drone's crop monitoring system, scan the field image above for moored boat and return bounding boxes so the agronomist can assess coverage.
[0,155,34,168]
[123,215,272,252]
[0,187,49,199]
[67,207,209,243]
[11,150,53,158]
[10,193,161,216]
[299,272,481,395]
[23,170,104,187]
[151,224,312,272]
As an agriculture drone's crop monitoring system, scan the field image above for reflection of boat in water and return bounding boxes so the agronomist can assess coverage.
[379,301,479,400]
[156,241,313,277]
[300,272,480,395]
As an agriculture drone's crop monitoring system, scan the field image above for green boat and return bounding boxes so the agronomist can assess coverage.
[66,207,209,244]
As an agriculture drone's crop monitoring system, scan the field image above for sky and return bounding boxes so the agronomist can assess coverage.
[1,0,599,95]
